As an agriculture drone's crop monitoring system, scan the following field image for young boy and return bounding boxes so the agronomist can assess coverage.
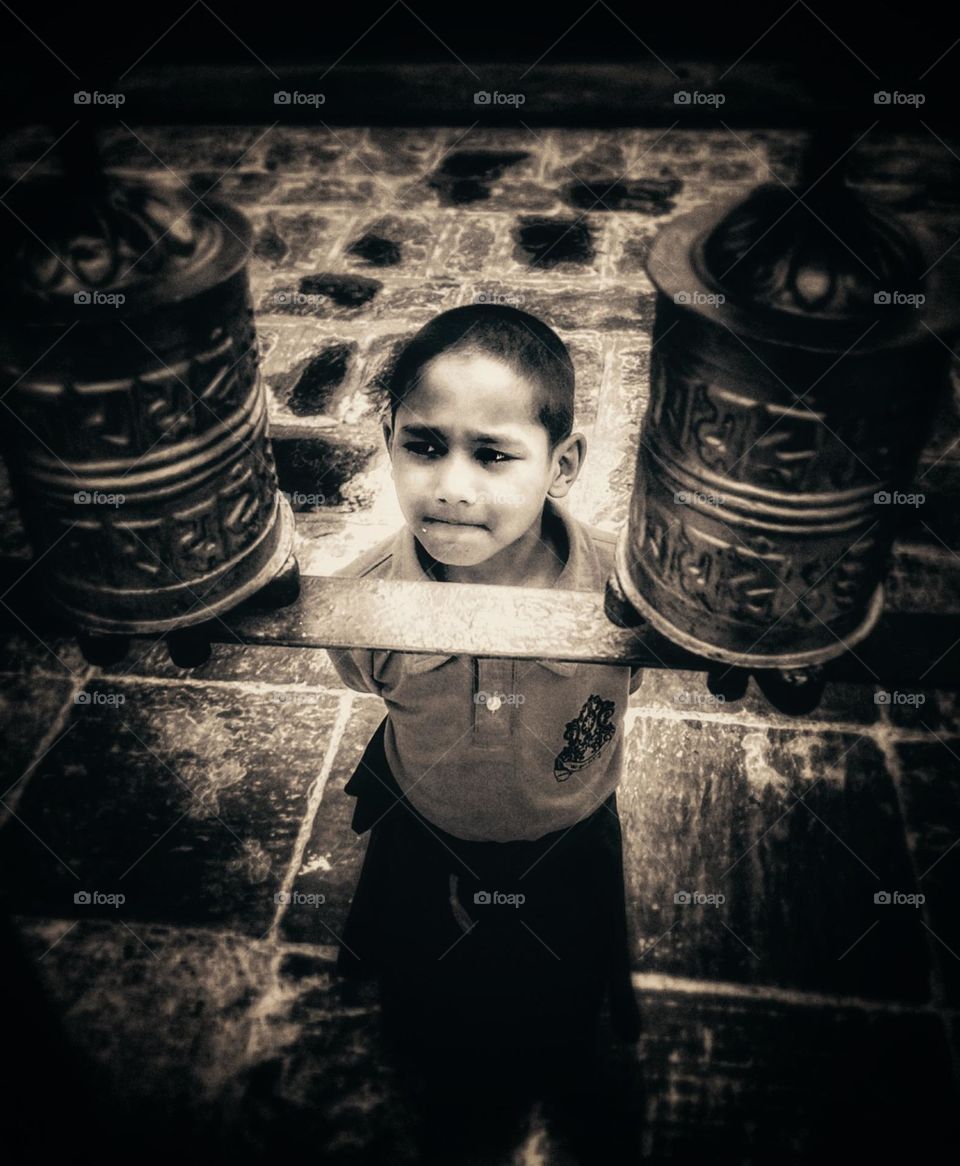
[326,303,643,1060]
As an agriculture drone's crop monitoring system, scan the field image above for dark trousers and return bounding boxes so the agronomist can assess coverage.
[336,716,641,1053]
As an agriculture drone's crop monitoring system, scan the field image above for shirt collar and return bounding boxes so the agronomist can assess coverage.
[387,496,598,677]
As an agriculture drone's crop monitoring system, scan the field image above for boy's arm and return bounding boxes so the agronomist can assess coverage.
[322,534,396,695]
[326,646,383,696]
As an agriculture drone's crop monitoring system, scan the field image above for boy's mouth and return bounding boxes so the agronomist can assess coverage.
[423,516,486,528]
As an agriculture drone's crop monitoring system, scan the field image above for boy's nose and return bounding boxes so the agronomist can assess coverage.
[436,455,478,505]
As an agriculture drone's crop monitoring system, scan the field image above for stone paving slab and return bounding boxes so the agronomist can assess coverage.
[889,738,960,1005]
[617,700,930,1000]
[281,696,384,948]
[0,672,80,826]
[0,677,337,935]
[10,917,956,1164]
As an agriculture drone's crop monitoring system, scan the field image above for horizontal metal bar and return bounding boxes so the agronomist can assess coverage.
[219,575,960,685]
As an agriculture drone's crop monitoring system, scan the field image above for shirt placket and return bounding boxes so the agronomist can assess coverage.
[474,657,515,746]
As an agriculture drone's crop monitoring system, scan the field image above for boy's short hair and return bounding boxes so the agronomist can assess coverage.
[371,303,575,450]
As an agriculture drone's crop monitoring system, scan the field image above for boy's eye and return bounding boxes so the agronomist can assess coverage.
[403,441,442,458]
[402,442,511,465]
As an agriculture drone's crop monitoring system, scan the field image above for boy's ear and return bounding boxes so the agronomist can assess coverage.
[382,419,394,453]
[547,432,587,500]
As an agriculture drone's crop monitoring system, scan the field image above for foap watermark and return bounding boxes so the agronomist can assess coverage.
[74,490,125,507]
[74,90,125,106]
[75,691,126,707]
[674,90,726,106]
[473,889,526,907]
[674,489,725,507]
[273,291,324,307]
[74,290,126,307]
[474,90,526,106]
[275,891,326,906]
[873,490,924,508]
[674,891,726,906]
[286,491,327,507]
[475,690,526,709]
[274,91,325,106]
[874,890,925,906]
[75,890,125,907]
[268,691,323,706]
[874,291,925,307]
[674,291,725,306]
[874,690,926,707]
[874,91,925,106]
[674,690,726,707]
[476,490,526,508]
[473,291,525,307]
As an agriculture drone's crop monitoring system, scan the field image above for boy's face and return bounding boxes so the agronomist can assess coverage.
[382,352,582,571]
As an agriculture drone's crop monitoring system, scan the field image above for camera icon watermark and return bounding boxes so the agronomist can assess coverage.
[74,90,125,106]
[473,889,526,907]
[268,691,322,705]
[874,690,926,707]
[473,290,525,307]
[873,490,924,508]
[674,690,726,706]
[74,290,126,307]
[274,91,325,106]
[74,490,125,507]
[273,291,324,307]
[674,489,725,507]
[474,690,526,711]
[674,291,726,306]
[274,890,326,906]
[474,90,526,106]
[286,491,327,506]
[674,890,725,906]
[874,290,925,306]
[674,91,726,106]
[74,890,125,907]
[74,691,126,707]
[874,890,925,906]
[874,91,925,106]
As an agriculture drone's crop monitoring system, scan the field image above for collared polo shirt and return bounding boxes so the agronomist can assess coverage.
[326,496,643,842]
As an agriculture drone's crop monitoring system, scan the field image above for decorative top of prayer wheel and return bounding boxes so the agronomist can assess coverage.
[1,175,249,319]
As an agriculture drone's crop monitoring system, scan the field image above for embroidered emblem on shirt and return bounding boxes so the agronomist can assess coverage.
[554,694,616,781]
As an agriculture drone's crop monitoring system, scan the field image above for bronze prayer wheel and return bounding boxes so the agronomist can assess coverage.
[0,174,295,637]
[614,171,958,669]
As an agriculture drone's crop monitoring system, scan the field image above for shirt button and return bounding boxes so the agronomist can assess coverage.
[487,694,502,712]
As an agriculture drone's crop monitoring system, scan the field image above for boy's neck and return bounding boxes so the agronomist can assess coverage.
[416,503,568,587]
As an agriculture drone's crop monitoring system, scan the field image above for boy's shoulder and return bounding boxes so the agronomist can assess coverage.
[566,510,618,584]
[329,529,402,580]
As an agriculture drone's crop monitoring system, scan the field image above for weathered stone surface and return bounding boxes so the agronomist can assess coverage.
[189,170,281,205]
[98,125,266,170]
[120,637,347,688]
[3,119,959,1165]
[334,212,436,273]
[246,209,351,269]
[430,213,506,275]
[880,683,960,734]
[0,673,78,824]
[272,432,379,511]
[632,665,883,729]
[261,127,369,174]
[889,739,960,1003]
[11,917,955,1164]
[618,711,930,999]
[0,679,336,933]
[282,696,385,946]
[626,986,954,1162]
